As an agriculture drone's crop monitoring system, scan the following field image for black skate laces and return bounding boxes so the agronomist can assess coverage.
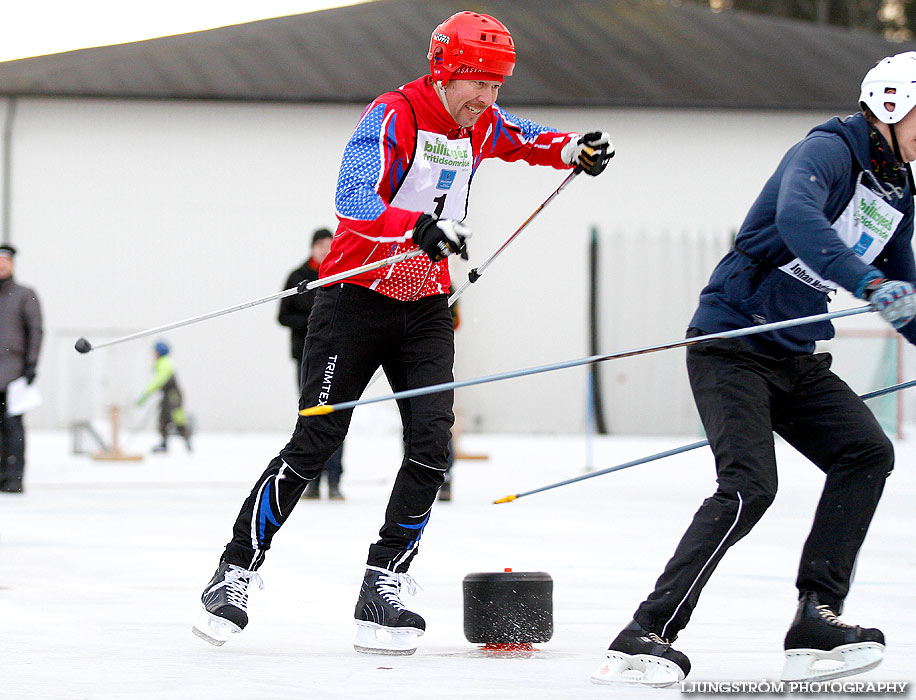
[214,565,264,610]
[367,566,421,610]
[815,604,853,629]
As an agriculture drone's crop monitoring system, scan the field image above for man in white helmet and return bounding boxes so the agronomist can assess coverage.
[592,53,916,687]
[192,11,613,656]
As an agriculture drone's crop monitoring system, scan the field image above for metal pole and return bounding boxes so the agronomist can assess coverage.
[1,96,16,245]
[75,249,424,353]
[492,377,916,503]
[300,305,873,416]
[448,170,579,305]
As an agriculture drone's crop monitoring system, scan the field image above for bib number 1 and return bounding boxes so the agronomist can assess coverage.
[433,194,447,218]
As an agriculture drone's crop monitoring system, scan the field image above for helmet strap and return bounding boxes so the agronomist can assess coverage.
[432,80,449,112]
[889,124,916,191]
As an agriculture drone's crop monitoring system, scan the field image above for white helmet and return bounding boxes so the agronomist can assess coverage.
[859,52,916,124]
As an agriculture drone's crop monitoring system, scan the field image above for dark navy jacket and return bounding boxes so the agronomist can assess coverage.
[691,113,916,354]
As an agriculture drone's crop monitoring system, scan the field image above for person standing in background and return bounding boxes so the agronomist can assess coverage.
[278,227,344,501]
[137,340,192,454]
[0,244,43,494]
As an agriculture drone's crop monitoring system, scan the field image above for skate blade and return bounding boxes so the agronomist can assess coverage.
[781,642,885,682]
[590,651,685,687]
[353,621,424,656]
[192,610,242,647]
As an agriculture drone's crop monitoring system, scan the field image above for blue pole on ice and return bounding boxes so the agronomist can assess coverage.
[493,377,916,503]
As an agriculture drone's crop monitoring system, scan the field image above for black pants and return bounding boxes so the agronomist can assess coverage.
[634,333,893,640]
[224,284,455,572]
[295,363,343,488]
[158,379,189,442]
[0,391,26,487]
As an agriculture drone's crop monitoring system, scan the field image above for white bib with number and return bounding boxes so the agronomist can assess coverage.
[390,130,473,220]
[778,179,904,293]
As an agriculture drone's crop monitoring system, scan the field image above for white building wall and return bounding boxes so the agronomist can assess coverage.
[10,96,897,436]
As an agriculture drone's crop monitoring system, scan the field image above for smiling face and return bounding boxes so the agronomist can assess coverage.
[442,79,501,127]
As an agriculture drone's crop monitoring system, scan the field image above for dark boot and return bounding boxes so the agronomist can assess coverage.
[781,591,885,681]
[0,475,23,493]
[192,560,263,646]
[591,620,690,686]
[353,566,425,655]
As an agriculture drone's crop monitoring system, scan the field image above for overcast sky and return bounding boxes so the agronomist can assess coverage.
[0,1,368,61]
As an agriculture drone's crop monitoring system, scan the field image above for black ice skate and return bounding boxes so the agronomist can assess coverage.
[590,620,691,687]
[781,591,885,681]
[353,566,425,655]
[191,561,263,646]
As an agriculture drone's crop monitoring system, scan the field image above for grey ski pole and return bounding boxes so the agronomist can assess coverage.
[74,249,424,353]
[448,170,579,306]
[493,377,916,503]
[300,305,873,417]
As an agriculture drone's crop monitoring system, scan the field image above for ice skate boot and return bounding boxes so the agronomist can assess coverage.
[591,620,691,687]
[192,561,263,646]
[781,591,885,681]
[353,566,425,655]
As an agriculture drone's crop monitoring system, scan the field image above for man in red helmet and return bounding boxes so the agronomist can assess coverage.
[193,10,613,655]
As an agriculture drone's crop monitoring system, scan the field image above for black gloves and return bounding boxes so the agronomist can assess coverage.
[412,214,472,262]
[23,365,36,384]
[562,131,615,176]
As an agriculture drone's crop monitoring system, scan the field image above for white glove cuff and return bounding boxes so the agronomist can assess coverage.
[561,134,581,166]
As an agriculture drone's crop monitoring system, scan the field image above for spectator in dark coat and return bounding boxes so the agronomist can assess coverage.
[0,244,43,493]
[279,228,344,500]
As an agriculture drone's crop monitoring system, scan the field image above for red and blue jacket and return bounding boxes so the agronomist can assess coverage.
[321,75,574,300]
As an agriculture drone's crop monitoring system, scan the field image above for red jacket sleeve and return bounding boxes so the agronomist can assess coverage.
[477,106,575,169]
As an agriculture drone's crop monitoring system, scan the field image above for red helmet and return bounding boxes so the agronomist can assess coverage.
[428,12,515,83]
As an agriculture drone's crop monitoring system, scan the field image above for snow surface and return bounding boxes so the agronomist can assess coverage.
[2,424,914,699]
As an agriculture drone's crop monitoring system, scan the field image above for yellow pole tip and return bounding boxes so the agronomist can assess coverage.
[492,494,517,504]
[299,405,334,416]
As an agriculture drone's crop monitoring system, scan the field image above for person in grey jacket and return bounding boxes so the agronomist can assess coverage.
[0,244,43,493]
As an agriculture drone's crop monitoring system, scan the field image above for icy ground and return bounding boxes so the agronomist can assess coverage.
[2,425,914,699]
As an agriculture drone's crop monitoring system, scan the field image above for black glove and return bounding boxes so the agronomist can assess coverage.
[23,365,36,384]
[412,214,472,262]
[562,131,614,176]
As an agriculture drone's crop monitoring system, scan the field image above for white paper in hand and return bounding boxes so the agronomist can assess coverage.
[6,376,42,416]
